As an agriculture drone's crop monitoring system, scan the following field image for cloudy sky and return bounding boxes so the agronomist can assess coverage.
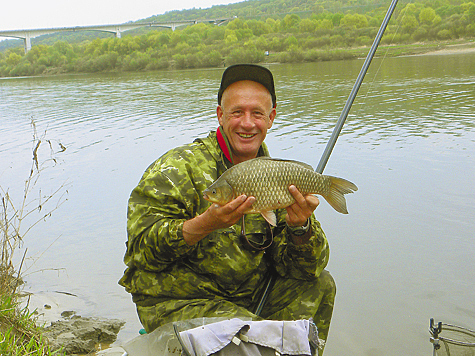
[0,0,240,32]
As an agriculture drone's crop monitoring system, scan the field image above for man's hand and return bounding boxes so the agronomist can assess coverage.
[206,195,255,230]
[183,195,255,246]
[285,185,319,227]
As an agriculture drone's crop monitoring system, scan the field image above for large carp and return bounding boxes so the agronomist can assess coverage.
[203,157,358,226]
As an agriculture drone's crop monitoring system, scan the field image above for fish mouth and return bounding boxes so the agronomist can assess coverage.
[203,192,209,200]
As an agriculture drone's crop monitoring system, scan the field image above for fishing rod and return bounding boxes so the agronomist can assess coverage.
[316,0,399,174]
[254,0,400,317]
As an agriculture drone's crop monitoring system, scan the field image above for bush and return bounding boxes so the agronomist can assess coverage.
[356,36,373,46]
[201,50,223,68]
[304,49,329,61]
[437,29,452,39]
[225,45,265,65]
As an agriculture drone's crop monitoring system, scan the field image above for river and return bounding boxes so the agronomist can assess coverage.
[1,53,474,355]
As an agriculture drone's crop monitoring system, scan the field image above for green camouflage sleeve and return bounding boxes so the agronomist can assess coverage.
[270,211,329,281]
[124,143,216,272]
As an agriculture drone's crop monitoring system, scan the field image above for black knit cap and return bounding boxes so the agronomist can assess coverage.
[217,64,276,107]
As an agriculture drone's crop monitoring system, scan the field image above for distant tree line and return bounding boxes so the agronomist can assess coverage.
[1,0,474,77]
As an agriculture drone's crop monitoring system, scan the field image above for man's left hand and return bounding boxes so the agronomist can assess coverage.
[285,185,319,227]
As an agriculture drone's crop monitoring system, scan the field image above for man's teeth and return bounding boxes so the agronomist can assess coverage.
[238,133,255,138]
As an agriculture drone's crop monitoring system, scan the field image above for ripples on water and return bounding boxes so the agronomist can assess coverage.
[1,57,474,154]
[1,55,474,356]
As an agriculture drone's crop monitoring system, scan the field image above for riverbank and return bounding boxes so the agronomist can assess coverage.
[23,291,125,355]
[359,39,475,58]
[1,37,474,79]
[417,41,475,55]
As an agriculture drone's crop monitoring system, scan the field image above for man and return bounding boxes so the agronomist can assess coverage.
[119,64,336,353]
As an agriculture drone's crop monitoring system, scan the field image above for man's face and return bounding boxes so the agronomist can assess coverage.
[217,80,276,164]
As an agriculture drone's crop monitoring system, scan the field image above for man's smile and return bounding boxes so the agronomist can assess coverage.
[237,133,257,138]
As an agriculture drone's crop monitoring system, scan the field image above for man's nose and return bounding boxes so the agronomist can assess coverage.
[240,111,254,127]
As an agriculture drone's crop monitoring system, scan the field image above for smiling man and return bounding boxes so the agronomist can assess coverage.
[217,77,276,164]
[119,64,336,355]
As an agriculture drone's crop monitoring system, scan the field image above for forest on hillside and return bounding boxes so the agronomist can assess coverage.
[0,0,474,77]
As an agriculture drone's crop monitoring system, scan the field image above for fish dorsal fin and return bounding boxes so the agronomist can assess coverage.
[253,157,314,171]
[260,210,277,226]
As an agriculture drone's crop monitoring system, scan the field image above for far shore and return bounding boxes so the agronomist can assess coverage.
[418,42,475,56]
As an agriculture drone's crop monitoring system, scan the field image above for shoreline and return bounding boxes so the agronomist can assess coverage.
[23,291,126,355]
[1,40,475,80]
[417,42,475,56]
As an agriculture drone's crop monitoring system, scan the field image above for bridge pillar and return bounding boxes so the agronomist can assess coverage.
[115,28,121,38]
[24,33,32,53]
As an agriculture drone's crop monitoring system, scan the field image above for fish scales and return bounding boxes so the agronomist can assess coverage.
[228,158,331,213]
[203,157,357,225]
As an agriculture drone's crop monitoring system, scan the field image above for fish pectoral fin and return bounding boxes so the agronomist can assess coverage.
[260,211,277,226]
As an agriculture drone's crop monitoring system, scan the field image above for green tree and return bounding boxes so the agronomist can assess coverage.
[200,50,222,67]
[226,44,264,65]
[419,7,437,25]
[224,29,239,44]
[246,19,271,36]
[462,2,475,21]
[6,52,22,66]
[331,13,344,26]
[437,29,452,39]
[398,3,419,19]
[282,14,301,30]
[299,18,316,33]
[466,23,475,36]
[401,14,419,33]
[207,26,226,42]
[340,13,369,29]
[284,35,298,49]
[317,19,334,30]
[432,15,442,26]
[227,18,248,30]
[266,18,280,32]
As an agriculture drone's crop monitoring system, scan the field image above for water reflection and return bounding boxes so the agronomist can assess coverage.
[0,54,474,356]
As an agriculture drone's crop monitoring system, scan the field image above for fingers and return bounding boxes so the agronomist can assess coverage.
[286,185,319,227]
[223,195,255,214]
[209,195,255,229]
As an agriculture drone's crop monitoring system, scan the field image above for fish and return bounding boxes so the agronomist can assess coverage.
[203,157,358,226]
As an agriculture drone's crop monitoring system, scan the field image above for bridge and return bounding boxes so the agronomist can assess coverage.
[0,18,232,53]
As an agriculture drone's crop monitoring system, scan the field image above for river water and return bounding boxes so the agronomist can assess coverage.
[1,53,474,355]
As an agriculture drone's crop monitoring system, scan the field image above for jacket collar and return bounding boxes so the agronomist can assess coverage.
[216,126,234,165]
[196,129,270,170]
[216,126,270,167]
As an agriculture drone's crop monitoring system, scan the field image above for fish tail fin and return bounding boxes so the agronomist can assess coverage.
[322,177,358,214]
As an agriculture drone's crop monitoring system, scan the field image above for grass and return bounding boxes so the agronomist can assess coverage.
[0,294,61,355]
[0,120,67,355]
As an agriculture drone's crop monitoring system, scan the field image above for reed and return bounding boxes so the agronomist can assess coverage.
[0,120,67,355]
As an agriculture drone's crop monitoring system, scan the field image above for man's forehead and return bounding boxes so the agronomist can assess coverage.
[221,80,273,104]
[218,64,276,106]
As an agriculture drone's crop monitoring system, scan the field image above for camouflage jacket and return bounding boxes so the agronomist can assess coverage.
[119,130,329,305]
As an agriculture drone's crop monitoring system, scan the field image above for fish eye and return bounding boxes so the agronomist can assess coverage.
[212,189,217,195]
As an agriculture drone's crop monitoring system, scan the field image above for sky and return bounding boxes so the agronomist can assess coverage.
[0,0,241,32]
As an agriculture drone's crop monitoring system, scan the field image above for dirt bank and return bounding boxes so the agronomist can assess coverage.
[418,42,475,56]
[24,291,125,355]
[43,314,125,355]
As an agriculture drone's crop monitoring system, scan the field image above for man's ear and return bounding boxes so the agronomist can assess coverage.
[217,105,224,126]
[268,106,276,128]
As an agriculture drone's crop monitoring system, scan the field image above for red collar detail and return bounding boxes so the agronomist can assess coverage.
[216,127,232,163]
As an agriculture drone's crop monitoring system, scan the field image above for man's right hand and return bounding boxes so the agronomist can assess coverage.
[183,195,255,246]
